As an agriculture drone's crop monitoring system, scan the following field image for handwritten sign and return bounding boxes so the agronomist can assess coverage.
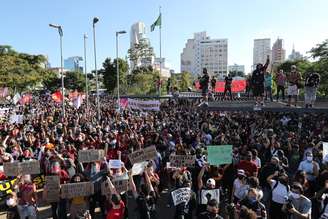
[78,149,105,163]
[128,146,157,164]
[169,155,195,168]
[200,189,220,204]
[171,187,191,206]
[207,145,232,166]
[61,182,94,199]
[108,160,122,169]
[4,160,40,176]
[45,176,60,202]
[131,161,148,176]
[101,174,129,195]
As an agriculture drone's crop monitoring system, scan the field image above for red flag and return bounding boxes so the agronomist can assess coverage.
[19,94,32,105]
[52,90,63,103]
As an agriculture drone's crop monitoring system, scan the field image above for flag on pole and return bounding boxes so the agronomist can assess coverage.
[19,94,32,105]
[73,95,83,109]
[52,90,63,103]
[12,93,21,104]
[151,13,161,31]
[0,87,9,98]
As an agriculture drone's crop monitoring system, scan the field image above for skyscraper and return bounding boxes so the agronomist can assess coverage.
[64,56,83,72]
[288,45,304,61]
[253,38,271,70]
[181,32,228,78]
[272,38,286,66]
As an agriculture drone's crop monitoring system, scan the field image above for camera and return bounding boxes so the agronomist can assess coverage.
[285,197,294,210]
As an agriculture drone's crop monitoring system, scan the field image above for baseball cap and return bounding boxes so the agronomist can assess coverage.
[237,169,246,177]
[206,178,216,187]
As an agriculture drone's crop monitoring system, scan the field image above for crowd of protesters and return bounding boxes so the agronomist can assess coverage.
[0,91,328,219]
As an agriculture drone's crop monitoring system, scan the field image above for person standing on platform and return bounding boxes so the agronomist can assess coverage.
[304,71,320,108]
[264,71,273,102]
[199,68,210,106]
[223,74,233,100]
[275,69,286,101]
[286,65,301,107]
[251,55,270,108]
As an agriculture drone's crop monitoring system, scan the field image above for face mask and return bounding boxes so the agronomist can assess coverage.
[290,192,300,199]
[306,156,313,162]
[238,176,244,180]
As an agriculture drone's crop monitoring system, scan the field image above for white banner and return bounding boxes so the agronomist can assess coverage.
[127,98,160,111]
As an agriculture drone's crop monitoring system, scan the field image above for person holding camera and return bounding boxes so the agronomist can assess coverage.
[239,188,267,219]
[282,182,311,219]
[267,171,290,219]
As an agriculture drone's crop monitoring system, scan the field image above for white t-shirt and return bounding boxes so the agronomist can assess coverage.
[271,179,288,204]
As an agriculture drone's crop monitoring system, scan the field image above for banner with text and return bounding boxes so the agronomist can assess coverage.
[128,146,157,165]
[171,187,191,206]
[61,182,94,199]
[78,149,105,163]
[207,145,232,166]
[169,155,195,168]
[4,160,40,176]
[120,98,160,111]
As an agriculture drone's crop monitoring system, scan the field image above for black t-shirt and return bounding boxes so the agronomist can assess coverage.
[200,74,210,88]
[199,212,223,219]
[225,76,233,88]
[252,69,264,86]
[305,73,320,87]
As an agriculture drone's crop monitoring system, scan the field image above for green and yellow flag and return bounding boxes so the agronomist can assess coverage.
[151,13,161,32]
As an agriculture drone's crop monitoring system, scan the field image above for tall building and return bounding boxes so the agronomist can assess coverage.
[253,38,271,70]
[180,32,228,78]
[272,38,286,66]
[64,56,83,72]
[288,45,304,61]
[130,22,146,48]
[228,64,245,76]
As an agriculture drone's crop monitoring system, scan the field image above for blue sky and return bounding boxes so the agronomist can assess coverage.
[1,0,328,73]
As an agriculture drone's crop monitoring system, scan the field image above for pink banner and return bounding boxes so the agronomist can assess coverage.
[196,80,246,93]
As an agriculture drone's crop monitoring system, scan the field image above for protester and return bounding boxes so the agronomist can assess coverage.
[287,65,302,107]
[251,55,270,108]
[304,71,320,108]
[264,72,273,102]
[275,69,286,101]
[199,68,210,106]
[223,74,233,100]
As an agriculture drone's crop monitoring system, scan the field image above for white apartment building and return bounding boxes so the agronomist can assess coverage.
[181,32,228,78]
[228,64,245,74]
[253,38,271,70]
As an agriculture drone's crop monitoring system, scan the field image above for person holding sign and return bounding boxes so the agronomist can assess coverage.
[69,174,89,219]
[128,167,157,219]
[197,164,221,216]
[105,176,125,219]
[17,175,37,219]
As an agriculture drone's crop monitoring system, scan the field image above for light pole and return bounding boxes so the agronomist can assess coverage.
[92,17,100,121]
[49,24,65,117]
[116,30,126,112]
[83,33,89,112]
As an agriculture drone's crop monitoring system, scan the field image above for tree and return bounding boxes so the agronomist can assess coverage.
[128,38,155,70]
[100,58,129,94]
[180,72,192,91]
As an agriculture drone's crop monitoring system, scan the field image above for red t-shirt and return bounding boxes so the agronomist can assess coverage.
[237,160,258,176]
[106,200,125,219]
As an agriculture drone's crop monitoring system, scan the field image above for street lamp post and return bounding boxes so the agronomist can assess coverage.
[83,33,89,112]
[92,17,100,121]
[116,30,126,112]
[49,24,65,117]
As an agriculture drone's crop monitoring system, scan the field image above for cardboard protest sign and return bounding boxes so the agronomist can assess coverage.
[169,155,195,168]
[108,160,122,169]
[101,174,129,195]
[112,173,129,194]
[200,189,220,204]
[4,160,40,176]
[171,187,191,206]
[128,146,157,165]
[61,182,94,199]
[131,161,148,176]
[45,176,60,202]
[207,145,232,166]
[78,149,105,163]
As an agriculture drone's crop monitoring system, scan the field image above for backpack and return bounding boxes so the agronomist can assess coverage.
[271,180,289,199]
